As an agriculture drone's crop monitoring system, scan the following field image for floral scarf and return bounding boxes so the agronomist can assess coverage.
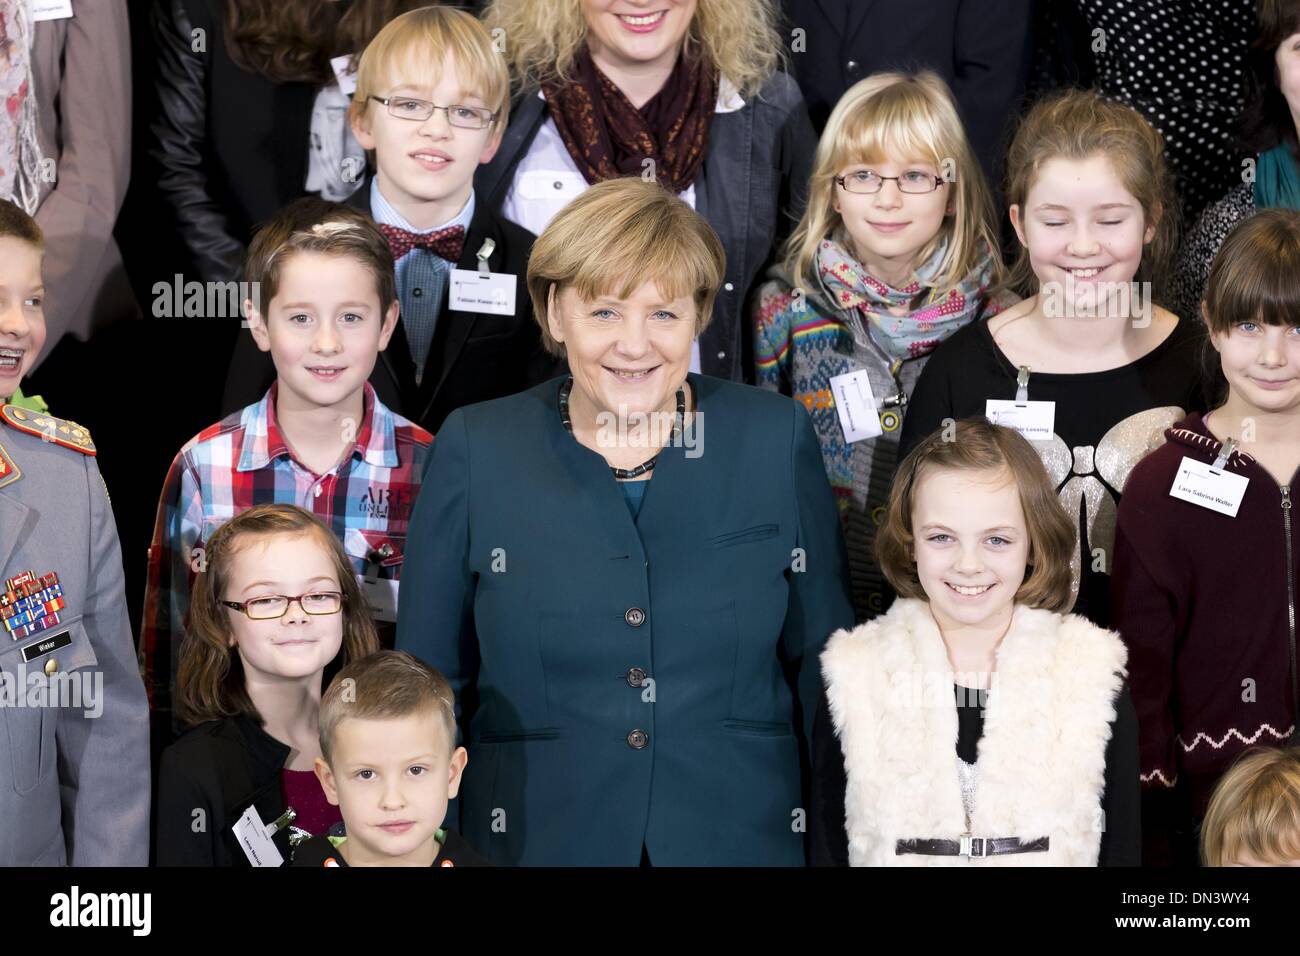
[816,234,997,362]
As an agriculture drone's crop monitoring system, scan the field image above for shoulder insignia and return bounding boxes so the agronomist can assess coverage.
[0,405,96,455]
[0,440,19,490]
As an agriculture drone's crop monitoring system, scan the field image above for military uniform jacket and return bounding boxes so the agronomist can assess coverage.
[0,405,150,865]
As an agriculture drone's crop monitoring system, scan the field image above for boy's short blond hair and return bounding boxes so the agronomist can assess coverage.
[1201,746,1300,866]
[526,177,726,357]
[349,5,511,135]
[319,650,458,766]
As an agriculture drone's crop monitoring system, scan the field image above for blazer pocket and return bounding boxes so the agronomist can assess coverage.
[0,618,95,795]
[475,729,561,744]
[709,524,780,548]
[721,718,793,738]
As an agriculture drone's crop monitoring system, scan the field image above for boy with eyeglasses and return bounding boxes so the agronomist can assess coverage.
[141,200,433,746]
[221,5,556,437]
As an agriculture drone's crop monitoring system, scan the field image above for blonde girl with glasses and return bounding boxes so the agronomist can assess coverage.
[754,71,1013,622]
[155,504,379,866]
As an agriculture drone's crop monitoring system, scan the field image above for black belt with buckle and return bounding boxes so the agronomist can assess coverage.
[896,835,1050,858]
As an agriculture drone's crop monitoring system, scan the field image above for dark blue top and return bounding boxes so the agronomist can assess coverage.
[618,478,650,519]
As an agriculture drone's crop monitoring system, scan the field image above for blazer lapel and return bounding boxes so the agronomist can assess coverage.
[418,207,500,423]
[0,487,34,586]
[844,0,877,46]
[358,173,421,413]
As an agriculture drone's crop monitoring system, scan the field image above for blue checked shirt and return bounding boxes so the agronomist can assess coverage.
[370,180,476,383]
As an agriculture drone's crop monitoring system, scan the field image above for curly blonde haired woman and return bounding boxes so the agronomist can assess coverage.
[477,0,815,384]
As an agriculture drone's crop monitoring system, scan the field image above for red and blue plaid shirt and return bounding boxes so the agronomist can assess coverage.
[141,383,433,717]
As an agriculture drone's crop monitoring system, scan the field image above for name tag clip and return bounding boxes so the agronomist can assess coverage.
[1211,437,1236,473]
[476,238,496,278]
[1015,366,1031,407]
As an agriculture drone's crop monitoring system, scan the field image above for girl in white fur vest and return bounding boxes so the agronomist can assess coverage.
[811,417,1140,866]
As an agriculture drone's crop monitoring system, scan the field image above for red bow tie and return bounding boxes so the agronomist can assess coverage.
[378,223,466,263]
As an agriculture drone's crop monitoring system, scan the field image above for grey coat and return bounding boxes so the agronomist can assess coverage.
[0,409,149,865]
[475,71,816,384]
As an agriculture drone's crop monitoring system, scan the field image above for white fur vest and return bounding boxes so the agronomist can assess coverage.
[821,599,1126,866]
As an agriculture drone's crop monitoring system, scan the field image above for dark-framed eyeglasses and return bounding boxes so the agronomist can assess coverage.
[834,170,947,194]
[368,95,496,129]
[221,591,344,620]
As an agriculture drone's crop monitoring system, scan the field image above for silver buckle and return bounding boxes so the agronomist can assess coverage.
[959,834,987,858]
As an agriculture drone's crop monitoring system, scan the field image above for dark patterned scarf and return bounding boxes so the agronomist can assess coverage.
[541,46,718,194]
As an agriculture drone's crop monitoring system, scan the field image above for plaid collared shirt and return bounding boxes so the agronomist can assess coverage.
[140,383,433,717]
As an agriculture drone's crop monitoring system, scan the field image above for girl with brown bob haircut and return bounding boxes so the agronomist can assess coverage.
[158,504,379,866]
[876,417,1075,613]
[813,417,1140,867]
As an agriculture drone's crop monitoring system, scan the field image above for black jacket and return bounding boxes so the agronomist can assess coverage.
[155,714,294,867]
[291,830,491,867]
[778,0,1032,189]
[151,0,326,284]
[220,179,560,433]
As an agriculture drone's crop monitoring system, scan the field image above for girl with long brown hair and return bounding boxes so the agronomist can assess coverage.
[155,504,378,866]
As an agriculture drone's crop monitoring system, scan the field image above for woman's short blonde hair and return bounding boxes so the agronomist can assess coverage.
[784,71,1002,296]
[1201,747,1300,866]
[876,417,1076,613]
[526,177,725,357]
[483,0,782,97]
[349,5,511,135]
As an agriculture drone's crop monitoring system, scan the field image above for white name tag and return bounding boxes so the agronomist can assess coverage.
[449,269,517,316]
[33,0,73,21]
[232,805,285,868]
[1168,457,1249,517]
[829,369,882,443]
[329,54,359,96]
[985,399,1056,440]
[358,574,399,624]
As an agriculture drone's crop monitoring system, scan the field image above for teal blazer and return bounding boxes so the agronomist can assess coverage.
[397,375,853,865]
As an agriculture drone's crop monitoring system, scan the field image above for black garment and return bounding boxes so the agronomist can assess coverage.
[155,714,294,866]
[151,0,328,285]
[810,681,1142,866]
[1072,0,1254,223]
[290,830,491,867]
[897,316,1207,627]
[220,181,561,433]
[778,0,1032,191]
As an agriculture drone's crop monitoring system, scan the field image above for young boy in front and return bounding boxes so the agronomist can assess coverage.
[221,5,556,434]
[141,199,433,739]
[294,650,487,867]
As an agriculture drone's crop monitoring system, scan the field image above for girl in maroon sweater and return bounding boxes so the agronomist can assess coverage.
[1113,209,1300,866]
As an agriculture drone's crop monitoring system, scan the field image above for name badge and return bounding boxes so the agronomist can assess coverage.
[985,399,1056,441]
[32,0,73,21]
[232,805,285,868]
[20,629,71,663]
[449,269,517,316]
[1168,457,1249,517]
[329,54,359,96]
[829,369,882,443]
[357,574,399,624]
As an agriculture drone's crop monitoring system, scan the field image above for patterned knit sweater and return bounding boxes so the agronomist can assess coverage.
[754,262,1015,620]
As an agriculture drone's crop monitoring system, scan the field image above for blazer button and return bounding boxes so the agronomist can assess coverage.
[44,658,58,676]
[624,607,645,627]
[627,729,649,749]
[626,667,647,687]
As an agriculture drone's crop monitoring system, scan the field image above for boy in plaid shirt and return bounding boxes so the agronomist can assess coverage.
[142,199,432,737]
